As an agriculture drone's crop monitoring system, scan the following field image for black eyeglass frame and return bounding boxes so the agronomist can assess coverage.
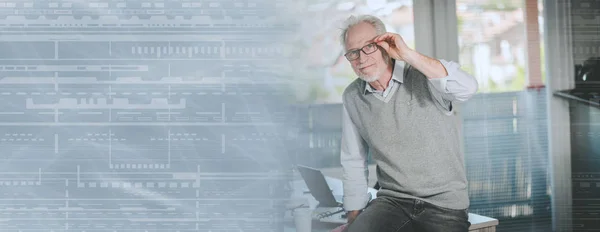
[344,42,379,61]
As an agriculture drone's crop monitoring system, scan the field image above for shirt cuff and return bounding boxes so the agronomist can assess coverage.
[343,194,369,211]
[428,59,459,94]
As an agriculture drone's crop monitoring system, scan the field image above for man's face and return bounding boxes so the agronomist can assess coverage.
[344,22,387,82]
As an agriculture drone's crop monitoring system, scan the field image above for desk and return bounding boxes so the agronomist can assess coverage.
[285,173,498,232]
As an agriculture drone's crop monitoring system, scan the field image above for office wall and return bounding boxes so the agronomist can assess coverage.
[569,0,600,231]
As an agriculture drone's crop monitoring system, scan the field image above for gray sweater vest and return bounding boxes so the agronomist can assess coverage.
[342,63,469,210]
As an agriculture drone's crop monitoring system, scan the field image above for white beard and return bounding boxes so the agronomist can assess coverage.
[359,75,380,82]
[358,69,381,82]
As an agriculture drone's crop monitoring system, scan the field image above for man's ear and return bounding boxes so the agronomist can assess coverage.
[380,49,392,64]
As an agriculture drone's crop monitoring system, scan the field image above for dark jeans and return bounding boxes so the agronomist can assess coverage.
[343,195,470,232]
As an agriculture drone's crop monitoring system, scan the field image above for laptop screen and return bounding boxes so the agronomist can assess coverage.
[296,165,340,207]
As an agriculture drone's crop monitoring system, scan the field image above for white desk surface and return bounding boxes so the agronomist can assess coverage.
[288,171,499,230]
[467,213,499,230]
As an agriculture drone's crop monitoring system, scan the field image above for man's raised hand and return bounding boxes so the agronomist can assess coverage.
[373,32,411,61]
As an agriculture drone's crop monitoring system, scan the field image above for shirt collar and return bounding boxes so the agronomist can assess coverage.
[363,59,405,94]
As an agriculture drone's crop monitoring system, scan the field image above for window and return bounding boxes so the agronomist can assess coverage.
[456,0,545,93]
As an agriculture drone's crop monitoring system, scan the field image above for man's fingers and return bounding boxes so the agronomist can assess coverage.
[376,41,390,51]
[374,32,396,42]
[373,33,391,42]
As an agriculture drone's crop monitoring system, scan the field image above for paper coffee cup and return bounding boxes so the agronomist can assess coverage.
[293,207,312,232]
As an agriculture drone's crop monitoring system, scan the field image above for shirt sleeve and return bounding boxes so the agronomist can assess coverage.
[340,103,370,211]
[427,59,479,102]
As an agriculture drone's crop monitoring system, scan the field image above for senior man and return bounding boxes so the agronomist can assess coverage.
[338,14,478,232]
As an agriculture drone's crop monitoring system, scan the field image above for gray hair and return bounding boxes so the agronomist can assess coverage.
[339,15,392,64]
[339,15,387,50]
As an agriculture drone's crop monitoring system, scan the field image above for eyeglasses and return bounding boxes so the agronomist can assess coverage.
[344,43,378,61]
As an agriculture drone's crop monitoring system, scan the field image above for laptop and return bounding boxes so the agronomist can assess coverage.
[295,164,350,223]
[296,164,342,208]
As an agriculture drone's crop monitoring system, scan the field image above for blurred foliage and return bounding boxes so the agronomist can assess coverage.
[482,0,521,11]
